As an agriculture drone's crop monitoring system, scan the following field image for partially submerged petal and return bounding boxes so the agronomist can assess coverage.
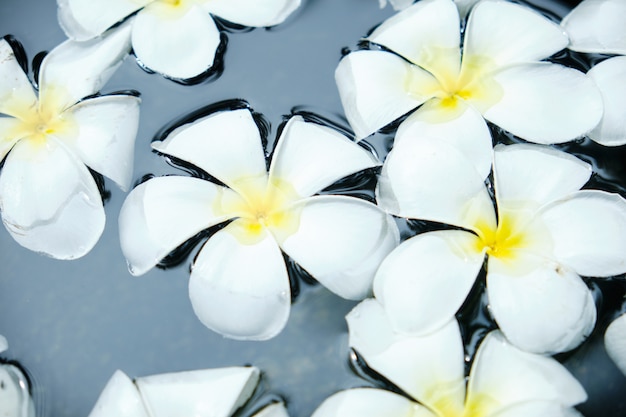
[136,367,260,417]
[373,230,484,335]
[189,226,290,340]
[464,0,568,69]
[66,94,141,191]
[587,56,626,146]
[119,176,236,276]
[39,22,132,108]
[280,196,399,300]
[335,50,438,139]
[87,370,149,417]
[0,39,37,119]
[268,116,379,198]
[483,63,603,144]
[0,359,36,417]
[0,138,105,259]
[605,313,626,376]
[132,3,220,81]
[348,300,466,410]
[561,0,626,54]
[312,388,433,417]
[493,143,591,211]
[57,0,150,41]
[466,331,587,415]
[537,190,626,277]
[200,0,301,27]
[152,108,267,192]
[487,254,597,354]
[0,335,6,353]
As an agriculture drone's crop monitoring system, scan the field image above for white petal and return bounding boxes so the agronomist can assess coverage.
[335,51,437,139]
[57,0,150,40]
[587,56,626,146]
[367,0,461,78]
[200,0,301,26]
[373,230,484,335]
[484,63,603,144]
[0,335,6,353]
[605,313,626,376]
[376,136,494,229]
[312,388,433,417]
[487,254,597,354]
[87,370,149,417]
[252,402,290,417]
[0,361,36,417]
[467,331,587,415]
[66,94,140,191]
[348,300,466,409]
[189,226,290,340]
[268,116,379,198]
[152,108,267,191]
[489,402,584,417]
[0,138,104,259]
[397,101,493,180]
[39,22,132,108]
[561,0,626,54]
[454,0,480,19]
[0,40,37,119]
[537,190,626,277]
[132,3,220,81]
[464,0,568,68]
[119,176,236,276]
[280,196,399,300]
[136,367,260,417]
[493,143,591,211]
[0,118,24,161]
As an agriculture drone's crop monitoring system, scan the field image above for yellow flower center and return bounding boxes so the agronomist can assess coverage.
[432,391,497,417]
[219,176,302,245]
[472,212,527,261]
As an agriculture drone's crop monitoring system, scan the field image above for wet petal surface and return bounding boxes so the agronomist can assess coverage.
[561,0,626,54]
[587,56,626,146]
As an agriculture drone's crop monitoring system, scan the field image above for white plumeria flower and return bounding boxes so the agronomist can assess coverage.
[57,0,302,83]
[605,311,626,376]
[562,0,626,146]
[337,0,602,178]
[313,299,587,417]
[375,138,626,354]
[87,366,281,417]
[379,0,479,19]
[0,26,140,259]
[0,336,36,417]
[119,106,399,340]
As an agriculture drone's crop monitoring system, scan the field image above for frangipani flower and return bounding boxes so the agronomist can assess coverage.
[562,0,626,145]
[87,366,286,417]
[0,27,140,259]
[337,0,602,177]
[119,105,399,340]
[379,0,479,19]
[57,0,302,82]
[312,299,587,417]
[605,312,626,376]
[0,336,36,417]
[375,139,626,354]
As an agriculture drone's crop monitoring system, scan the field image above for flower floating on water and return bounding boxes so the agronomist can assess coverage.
[605,311,626,376]
[561,0,626,146]
[0,336,36,417]
[313,299,586,417]
[57,0,302,83]
[119,104,399,340]
[375,139,626,354]
[0,28,140,259]
[337,0,602,177]
[87,366,286,417]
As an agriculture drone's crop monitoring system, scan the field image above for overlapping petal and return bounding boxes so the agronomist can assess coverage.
[487,254,597,354]
[152,108,267,192]
[587,56,626,146]
[87,370,149,417]
[268,116,379,198]
[0,138,105,259]
[200,0,301,27]
[483,63,603,144]
[189,225,290,340]
[347,300,466,409]
[0,40,37,120]
[0,118,24,161]
[605,313,626,376]
[373,230,484,335]
[561,0,626,54]
[119,176,237,276]
[66,95,141,190]
[132,3,220,81]
[312,388,433,417]
[280,196,398,300]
